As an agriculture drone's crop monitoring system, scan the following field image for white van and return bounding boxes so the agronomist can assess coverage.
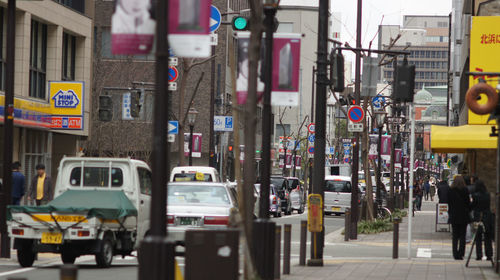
[170,166,221,182]
[324,175,358,215]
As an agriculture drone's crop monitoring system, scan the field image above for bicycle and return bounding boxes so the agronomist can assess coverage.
[376,203,392,220]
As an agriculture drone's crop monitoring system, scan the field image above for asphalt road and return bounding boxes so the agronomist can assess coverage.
[0,211,345,280]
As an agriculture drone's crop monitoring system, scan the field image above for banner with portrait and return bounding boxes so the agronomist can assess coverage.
[111,0,156,55]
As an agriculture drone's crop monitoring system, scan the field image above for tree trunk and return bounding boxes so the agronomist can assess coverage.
[362,97,374,221]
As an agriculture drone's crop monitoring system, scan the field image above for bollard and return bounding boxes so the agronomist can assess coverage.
[283,224,291,275]
[299,220,307,266]
[344,208,350,241]
[393,217,401,259]
[274,225,281,279]
[253,220,276,279]
[60,264,78,280]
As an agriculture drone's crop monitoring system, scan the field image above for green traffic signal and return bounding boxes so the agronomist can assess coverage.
[232,16,249,31]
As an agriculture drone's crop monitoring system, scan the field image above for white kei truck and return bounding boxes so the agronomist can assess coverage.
[7,157,152,268]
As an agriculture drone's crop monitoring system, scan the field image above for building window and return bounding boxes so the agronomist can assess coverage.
[53,0,85,14]
[62,33,76,81]
[275,124,290,142]
[30,20,47,99]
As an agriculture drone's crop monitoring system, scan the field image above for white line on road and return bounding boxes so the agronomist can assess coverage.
[416,248,432,258]
[0,267,36,278]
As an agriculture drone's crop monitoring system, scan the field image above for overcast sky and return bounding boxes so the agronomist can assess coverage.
[331,0,453,50]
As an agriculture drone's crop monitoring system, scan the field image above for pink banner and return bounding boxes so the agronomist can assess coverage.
[395,149,402,164]
[381,135,392,156]
[184,133,202,158]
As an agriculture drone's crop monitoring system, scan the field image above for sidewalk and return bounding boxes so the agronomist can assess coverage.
[283,200,498,280]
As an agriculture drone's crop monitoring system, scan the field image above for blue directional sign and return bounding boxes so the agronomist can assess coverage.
[372,95,385,109]
[308,134,315,143]
[210,5,222,33]
[168,121,179,135]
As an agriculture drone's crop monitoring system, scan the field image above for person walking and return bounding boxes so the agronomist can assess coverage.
[471,180,493,261]
[11,161,25,205]
[430,181,436,201]
[423,179,430,201]
[28,164,52,206]
[448,176,471,260]
[437,178,450,203]
[413,180,423,211]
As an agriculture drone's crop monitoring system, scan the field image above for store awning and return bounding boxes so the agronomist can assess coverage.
[431,125,497,153]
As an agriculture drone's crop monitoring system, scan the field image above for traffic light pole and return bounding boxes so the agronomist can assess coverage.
[138,0,175,279]
[0,0,16,258]
[253,5,276,279]
[308,0,328,266]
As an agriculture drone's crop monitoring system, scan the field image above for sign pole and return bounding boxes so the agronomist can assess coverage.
[408,104,415,259]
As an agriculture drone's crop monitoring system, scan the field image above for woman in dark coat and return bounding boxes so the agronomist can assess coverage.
[448,176,470,260]
[471,180,493,261]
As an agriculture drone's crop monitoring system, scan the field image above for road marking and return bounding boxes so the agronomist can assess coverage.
[0,267,36,278]
[416,248,432,258]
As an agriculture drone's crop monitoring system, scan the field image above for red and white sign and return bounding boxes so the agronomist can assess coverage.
[51,116,83,130]
[347,105,364,123]
[307,123,315,134]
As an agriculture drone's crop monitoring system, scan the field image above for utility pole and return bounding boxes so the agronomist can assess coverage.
[209,44,216,167]
[138,0,174,278]
[253,3,277,279]
[308,0,328,266]
[350,0,363,240]
[0,0,16,258]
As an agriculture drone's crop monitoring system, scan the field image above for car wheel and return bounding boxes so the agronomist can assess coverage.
[17,239,36,267]
[298,207,304,214]
[95,237,114,268]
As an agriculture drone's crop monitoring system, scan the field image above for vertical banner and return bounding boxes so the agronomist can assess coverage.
[395,149,402,164]
[295,155,302,170]
[168,0,212,58]
[368,134,378,160]
[285,154,293,168]
[184,133,202,158]
[111,0,156,54]
[236,33,301,106]
[381,135,392,155]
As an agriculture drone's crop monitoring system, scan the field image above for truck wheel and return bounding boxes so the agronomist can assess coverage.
[17,240,36,267]
[95,237,114,268]
[61,250,77,264]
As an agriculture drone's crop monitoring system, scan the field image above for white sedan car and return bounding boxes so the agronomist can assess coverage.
[166,182,239,244]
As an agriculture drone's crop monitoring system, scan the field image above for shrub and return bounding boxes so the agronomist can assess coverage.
[357,219,393,234]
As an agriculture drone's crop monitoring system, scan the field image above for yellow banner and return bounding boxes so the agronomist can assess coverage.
[469,16,500,125]
[31,214,88,223]
[49,81,84,116]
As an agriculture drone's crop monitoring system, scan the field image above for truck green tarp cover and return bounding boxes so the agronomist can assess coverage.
[7,190,137,220]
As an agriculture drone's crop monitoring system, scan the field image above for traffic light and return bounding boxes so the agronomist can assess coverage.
[130,90,142,118]
[329,49,345,92]
[231,16,249,31]
[98,95,112,122]
[393,58,415,102]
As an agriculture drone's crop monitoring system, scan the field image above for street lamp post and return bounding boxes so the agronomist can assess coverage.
[188,107,198,166]
[282,138,288,176]
[375,110,387,208]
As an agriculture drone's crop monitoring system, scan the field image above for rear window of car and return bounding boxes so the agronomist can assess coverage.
[324,180,351,193]
[288,179,299,189]
[271,178,285,189]
[173,173,213,182]
[168,185,231,206]
[70,167,123,187]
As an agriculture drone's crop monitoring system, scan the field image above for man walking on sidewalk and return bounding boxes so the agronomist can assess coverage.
[11,161,25,205]
[448,176,470,260]
[28,164,53,206]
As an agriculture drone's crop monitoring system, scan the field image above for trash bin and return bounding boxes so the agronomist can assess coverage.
[185,229,240,280]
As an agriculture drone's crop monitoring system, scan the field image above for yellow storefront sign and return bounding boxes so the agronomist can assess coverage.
[468,16,500,125]
[49,81,84,116]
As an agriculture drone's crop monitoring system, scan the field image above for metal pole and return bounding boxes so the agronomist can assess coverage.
[344,208,350,241]
[299,220,307,266]
[393,217,400,259]
[350,0,363,240]
[189,125,194,166]
[138,0,175,278]
[311,67,316,123]
[60,264,78,280]
[308,0,329,266]
[376,125,383,207]
[389,133,395,210]
[283,224,291,275]
[209,44,216,167]
[407,104,415,260]
[254,6,277,279]
[274,225,281,279]
[0,0,15,258]
[282,147,287,176]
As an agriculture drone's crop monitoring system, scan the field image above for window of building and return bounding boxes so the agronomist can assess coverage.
[53,0,85,14]
[438,21,448,28]
[275,124,290,142]
[62,32,76,81]
[30,20,47,99]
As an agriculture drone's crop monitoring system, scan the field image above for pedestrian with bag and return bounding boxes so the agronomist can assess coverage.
[448,176,471,260]
[470,180,493,261]
[11,161,25,205]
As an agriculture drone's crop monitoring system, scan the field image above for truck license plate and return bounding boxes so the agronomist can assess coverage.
[331,207,341,212]
[41,232,62,244]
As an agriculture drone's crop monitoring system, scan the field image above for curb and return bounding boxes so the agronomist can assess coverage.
[324,226,344,243]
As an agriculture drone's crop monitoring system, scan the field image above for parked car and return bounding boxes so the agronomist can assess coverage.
[255,184,282,217]
[166,182,238,244]
[324,175,361,216]
[270,176,292,215]
[286,177,305,214]
[170,166,221,182]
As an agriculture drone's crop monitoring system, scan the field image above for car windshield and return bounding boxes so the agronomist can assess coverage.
[70,167,123,187]
[324,180,351,193]
[270,178,285,189]
[382,173,390,178]
[288,179,299,189]
[168,185,231,205]
[173,173,213,182]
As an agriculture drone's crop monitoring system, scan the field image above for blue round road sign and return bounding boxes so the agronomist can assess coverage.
[308,147,314,154]
[210,6,222,33]
[348,106,364,123]
[168,66,179,82]
[308,134,315,143]
[344,158,350,163]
